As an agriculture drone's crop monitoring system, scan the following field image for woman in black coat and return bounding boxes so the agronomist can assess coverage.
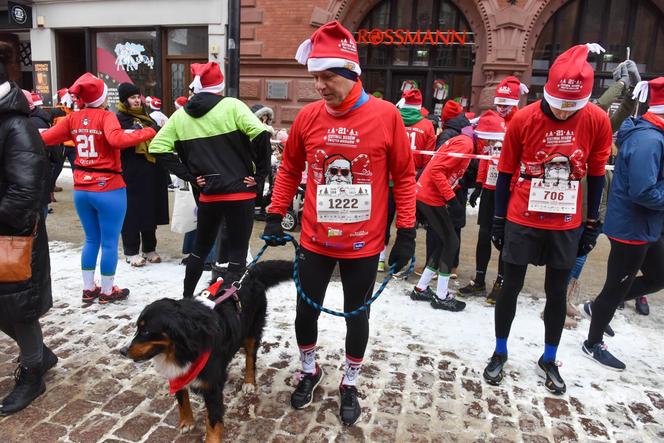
[115,83,170,267]
[0,43,57,416]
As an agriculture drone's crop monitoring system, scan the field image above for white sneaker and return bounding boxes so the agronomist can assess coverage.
[143,251,161,263]
[126,255,146,267]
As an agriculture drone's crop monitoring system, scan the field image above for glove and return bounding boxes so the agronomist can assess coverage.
[577,220,602,257]
[388,228,416,273]
[491,217,506,251]
[612,63,629,86]
[624,60,641,88]
[469,188,482,208]
[261,213,288,246]
[445,196,463,214]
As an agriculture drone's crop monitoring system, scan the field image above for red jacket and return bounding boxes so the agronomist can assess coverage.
[406,118,436,170]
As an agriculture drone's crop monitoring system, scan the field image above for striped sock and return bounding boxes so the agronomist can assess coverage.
[299,344,317,374]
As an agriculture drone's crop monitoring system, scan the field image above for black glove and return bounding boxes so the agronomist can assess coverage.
[469,188,482,208]
[612,63,630,87]
[388,228,416,273]
[625,60,641,87]
[577,220,602,257]
[491,217,506,251]
[445,196,463,214]
[261,213,288,246]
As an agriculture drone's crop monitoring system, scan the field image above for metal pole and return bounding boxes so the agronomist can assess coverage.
[226,0,240,98]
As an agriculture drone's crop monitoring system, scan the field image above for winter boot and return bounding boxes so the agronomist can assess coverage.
[41,345,58,377]
[0,365,45,415]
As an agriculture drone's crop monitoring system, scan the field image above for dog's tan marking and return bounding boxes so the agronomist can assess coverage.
[177,389,195,432]
[244,337,256,386]
[126,339,171,360]
[205,420,223,443]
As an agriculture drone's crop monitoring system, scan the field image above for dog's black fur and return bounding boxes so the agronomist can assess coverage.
[122,260,293,441]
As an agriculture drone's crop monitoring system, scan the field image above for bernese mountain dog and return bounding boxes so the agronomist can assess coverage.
[121,260,293,443]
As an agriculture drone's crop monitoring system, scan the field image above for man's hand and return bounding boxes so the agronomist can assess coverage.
[195,176,206,188]
[244,176,257,187]
[578,219,602,257]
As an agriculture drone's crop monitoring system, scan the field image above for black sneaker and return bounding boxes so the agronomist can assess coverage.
[410,286,435,302]
[536,357,566,395]
[635,296,650,316]
[290,366,323,409]
[431,295,466,312]
[486,279,502,305]
[458,281,486,298]
[339,385,361,426]
[581,301,615,337]
[483,353,507,386]
[582,341,626,371]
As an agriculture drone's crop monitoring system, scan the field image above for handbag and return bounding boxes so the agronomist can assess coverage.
[171,184,198,234]
[0,222,37,283]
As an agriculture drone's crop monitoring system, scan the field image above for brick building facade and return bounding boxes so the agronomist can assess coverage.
[239,0,664,127]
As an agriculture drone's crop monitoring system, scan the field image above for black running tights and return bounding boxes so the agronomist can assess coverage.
[416,201,459,274]
[587,237,664,346]
[495,262,570,346]
[295,248,379,360]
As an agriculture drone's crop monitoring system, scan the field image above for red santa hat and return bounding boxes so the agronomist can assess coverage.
[56,88,73,107]
[633,77,664,114]
[22,89,34,110]
[30,92,43,106]
[475,110,507,140]
[295,21,361,76]
[494,76,529,106]
[544,43,605,111]
[174,96,188,110]
[149,97,162,111]
[69,73,108,108]
[189,62,225,94]
[442,100,463,121]
[396,89,423,110]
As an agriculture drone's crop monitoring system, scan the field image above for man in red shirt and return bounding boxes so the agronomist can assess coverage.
[262,21,416,425]
[483,44,612,395]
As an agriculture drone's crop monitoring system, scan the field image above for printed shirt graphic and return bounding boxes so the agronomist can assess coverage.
[476,141,503,190]
[405,118,436,170]
[269,97,416,259]
[498,101,612,230]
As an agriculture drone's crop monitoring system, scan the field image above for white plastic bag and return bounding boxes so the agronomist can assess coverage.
[171,186,197,234]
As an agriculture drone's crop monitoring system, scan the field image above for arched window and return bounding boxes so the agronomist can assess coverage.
[530,0,664,101]
[355,0,475,114]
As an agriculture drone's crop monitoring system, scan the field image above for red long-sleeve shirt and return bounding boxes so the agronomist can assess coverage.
[268,97,416,259]
[406,118,436,170]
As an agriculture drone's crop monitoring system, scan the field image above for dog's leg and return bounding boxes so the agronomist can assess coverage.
[203,389,224,443]
[175,389,195,433]
[242,337,257,393]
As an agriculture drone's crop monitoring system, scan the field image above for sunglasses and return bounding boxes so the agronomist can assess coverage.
[329,167,350,177]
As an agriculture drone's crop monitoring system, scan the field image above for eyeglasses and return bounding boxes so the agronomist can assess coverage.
[329,167,350,177]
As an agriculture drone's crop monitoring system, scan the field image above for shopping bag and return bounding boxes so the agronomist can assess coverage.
[171,186,197,234]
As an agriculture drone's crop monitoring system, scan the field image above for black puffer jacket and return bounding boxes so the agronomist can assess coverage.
[0,82,51,322]
[436,114,470,149]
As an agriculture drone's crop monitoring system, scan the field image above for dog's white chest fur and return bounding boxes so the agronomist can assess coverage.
[152,354,192,380]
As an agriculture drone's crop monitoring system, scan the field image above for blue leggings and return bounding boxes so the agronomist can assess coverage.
[74,188,127,276]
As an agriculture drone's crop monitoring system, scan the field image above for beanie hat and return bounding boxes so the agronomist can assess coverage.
[30,92,43,107]
[295,21,361,76]
[544,43,605,111]
[633,77,664,114]
[251,103,275,123]
[22,89,34,110]
[494,76,529,106]
[118,82,140,103]
[69,72,108,108]
[174,96,188,110]
[189,62,225,94]
[56,88,72,107]
[475,110,507,140]
[396,89,423,109]
[442,100,463,121]
[149,97,162,111]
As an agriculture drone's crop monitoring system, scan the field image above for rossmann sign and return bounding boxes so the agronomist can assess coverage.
[356,29,470,46]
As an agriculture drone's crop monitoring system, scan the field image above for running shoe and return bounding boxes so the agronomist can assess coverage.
[581,301,615,337]
[581,341,626,371]
[486,279,502,305]
[536,357,566,395]
[126,255,146,267]
[339,385,361,426]
[98,287,130,304]
[410,286,436,302]
[635,296,650,316]
[458,280,486,297]
[143,251,161,263]
[290,365,323,409]
[483,353,507,386]
[431,295,466,312]
[81,286,101,303]
[377,261,385,272]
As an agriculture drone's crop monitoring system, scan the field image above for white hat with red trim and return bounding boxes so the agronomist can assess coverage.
[295,21,361,76]
[633,77,664,114]
[69,72,108,108]
[494,76,529,106]
[189,62,225,94]
[396,89,422,109]
[544,43,605,111]
[475,110,506,140]
[174,96,188,110]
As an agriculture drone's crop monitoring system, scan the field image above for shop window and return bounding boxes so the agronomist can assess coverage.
[167,28,207,56]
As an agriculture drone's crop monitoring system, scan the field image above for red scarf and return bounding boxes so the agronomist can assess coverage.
[644,112,664,131]
[168,350,211,394]
[326,80,363,117]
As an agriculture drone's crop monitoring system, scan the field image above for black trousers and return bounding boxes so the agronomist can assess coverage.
[0,318,43,368]
[183,199,254,298]
[587,237,664,345]
[122,229,157,256]
[416,201,459,274]
[384,188,397,246]
[295,247,379,360]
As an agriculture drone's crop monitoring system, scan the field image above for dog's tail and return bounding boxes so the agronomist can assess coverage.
[249,260,294,289]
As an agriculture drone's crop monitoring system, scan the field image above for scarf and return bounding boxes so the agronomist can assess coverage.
[643,112,664,131]
[400,107,424,126]
[117,102,156,162]
[325,80,369,117]
[168,350,211,394]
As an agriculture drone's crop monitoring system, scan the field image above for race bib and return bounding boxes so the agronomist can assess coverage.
[528,178,578,214]
[316,184,371,223]
[485,164,499,187]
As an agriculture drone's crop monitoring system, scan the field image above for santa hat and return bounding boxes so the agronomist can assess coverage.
[174,96,188,110]
[22,89,34,111]
[295,21,361,76]
[544,43,605,111]
[56,88,73,107]
[69,73,108,108]
[442,100,463,121]
[189,62,225,94]
[396,89,422,109]
[149,97,162,111]
[494,76,529,106]
[30,92,43,107]
[475,110,506,140]
[633,77,664,114]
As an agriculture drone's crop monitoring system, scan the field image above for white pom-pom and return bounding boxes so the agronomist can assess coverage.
[395,98,405,108]
[632,81,649,103]
[585,43,606,55]
[195,296,217,310]
[519,83,529,95]
[61,92,73,107]
[189,75,203,94]
[295,39,312,65]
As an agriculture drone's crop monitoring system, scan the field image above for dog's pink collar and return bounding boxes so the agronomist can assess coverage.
[168,350,211,394]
